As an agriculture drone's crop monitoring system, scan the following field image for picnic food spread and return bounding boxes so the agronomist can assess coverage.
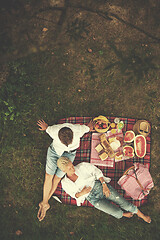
[94,116,149,163]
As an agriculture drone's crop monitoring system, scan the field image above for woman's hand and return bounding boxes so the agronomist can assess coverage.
[76,186,92,198]
[37,119,48,131]
[81,186,92,195]
[103,183,110,198]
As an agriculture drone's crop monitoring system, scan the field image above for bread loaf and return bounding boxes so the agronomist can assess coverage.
[99,152,108,161]
[100,134,115,158]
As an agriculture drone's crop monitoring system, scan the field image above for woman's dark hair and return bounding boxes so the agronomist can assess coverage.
[58,127,73,147]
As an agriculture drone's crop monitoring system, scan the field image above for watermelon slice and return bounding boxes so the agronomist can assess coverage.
[134,135,146,158]
[124,131,135,143]
[123,145,134,158]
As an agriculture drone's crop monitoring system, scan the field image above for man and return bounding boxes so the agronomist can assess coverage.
[37,119,94,221]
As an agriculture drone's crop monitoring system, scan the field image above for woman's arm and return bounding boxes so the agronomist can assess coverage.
[99,177,110,197]
[75,186,92,198]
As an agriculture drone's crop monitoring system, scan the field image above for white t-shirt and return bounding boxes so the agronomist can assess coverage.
[46,123,90,156]
[61,162,111,206]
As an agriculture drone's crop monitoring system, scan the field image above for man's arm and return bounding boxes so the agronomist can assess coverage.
[37,119,48,131]
[37,173,61,221]
[87,119,95,132]
[37,119,61,139]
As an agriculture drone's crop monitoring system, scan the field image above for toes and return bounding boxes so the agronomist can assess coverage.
[146,217,151,223]
[144,216,151,223]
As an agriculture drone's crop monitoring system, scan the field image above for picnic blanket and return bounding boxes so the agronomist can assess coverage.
[54,116,151,207]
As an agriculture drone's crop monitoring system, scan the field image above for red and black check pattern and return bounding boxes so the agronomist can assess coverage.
[54,117,151,207]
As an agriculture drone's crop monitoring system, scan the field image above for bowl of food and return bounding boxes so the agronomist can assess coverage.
[93,115,110,133]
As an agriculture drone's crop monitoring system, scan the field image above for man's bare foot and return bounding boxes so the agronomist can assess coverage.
[37,202,50,221]
[142,215,151,223]
[123,212,133,218]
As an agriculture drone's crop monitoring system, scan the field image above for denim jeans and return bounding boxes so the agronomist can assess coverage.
[46,143,76,177]
[86,180,138,219]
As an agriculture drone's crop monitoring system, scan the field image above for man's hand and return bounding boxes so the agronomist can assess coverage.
[37,202,50,221]
[87,120,95,132]
[37,119,48,131]
[102,183,110,198]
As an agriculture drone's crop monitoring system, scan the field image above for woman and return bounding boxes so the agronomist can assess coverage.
[57,157,151,223]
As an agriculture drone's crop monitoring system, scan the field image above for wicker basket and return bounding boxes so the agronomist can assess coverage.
[93,115,110,133]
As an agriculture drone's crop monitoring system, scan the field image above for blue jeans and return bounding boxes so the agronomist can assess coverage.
[86,181,138,219]
[46,144,76,178]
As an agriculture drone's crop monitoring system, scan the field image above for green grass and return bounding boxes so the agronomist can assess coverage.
[0,1,160,239]
[0,46,160,240]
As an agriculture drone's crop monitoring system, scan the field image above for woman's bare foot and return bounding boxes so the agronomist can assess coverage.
[136,209,151,223]
[123,212,133,218]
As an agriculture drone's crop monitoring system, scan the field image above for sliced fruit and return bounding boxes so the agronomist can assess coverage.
[111,129,116,134]
[117,121,124,130]
[124,130,135,143]
[123,145,134,158]
[134,135,146,158]
[110,123,116,128]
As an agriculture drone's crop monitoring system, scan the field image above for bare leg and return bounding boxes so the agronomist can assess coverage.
[123,212,133,218]
[37,174,61,221]
[48,175,61,199]
[136,209,151,223]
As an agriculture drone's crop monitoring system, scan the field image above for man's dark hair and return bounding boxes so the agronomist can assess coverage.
[58,127,73,147]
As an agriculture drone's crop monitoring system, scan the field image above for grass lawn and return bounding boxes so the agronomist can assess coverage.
[0,0,160,239]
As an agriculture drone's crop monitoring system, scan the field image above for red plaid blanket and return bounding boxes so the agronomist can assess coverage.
[54,116,151,207]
